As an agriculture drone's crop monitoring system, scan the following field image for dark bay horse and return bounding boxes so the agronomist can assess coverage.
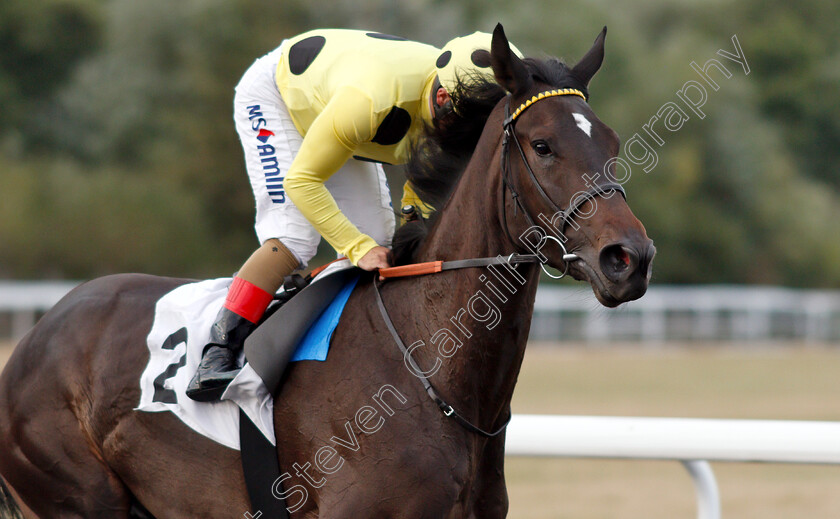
[0,25,653,518]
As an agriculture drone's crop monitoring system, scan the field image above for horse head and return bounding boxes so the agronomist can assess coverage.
[490,24,655,307]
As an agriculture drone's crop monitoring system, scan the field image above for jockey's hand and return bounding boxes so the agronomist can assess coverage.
[358,246,392,281]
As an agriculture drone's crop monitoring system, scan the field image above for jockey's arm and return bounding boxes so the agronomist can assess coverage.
[284,87,382,266]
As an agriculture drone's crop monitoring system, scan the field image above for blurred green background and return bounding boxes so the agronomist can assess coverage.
[1,0,838,286]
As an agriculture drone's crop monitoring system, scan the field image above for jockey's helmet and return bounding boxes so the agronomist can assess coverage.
[435,31,525,93]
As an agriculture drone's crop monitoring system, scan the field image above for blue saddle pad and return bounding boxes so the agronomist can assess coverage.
[288,274,360,362]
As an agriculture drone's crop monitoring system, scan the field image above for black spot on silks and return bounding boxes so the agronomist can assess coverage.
[470,49,491,67]
[372,107,411,146]
[288,36,326,75]
[436,51,452,68]
[365,32,408,41]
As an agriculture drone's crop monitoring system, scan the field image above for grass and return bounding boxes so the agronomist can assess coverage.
[506,343,840,518]
[3,340,839,517]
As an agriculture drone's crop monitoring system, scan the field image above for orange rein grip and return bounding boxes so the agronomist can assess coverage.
[378,261,444,279]
[309,257,348,279]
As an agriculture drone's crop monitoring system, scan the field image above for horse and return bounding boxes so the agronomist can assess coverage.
[0,24,653,518]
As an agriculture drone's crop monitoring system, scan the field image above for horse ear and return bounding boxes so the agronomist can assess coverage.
[490,23,531,95]
[571,26,607,87]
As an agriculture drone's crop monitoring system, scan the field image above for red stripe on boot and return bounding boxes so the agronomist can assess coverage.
[224,277,273,324]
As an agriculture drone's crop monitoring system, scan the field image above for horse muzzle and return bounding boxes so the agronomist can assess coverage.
[567,238,655,307]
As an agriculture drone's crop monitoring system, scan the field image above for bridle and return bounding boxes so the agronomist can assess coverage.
[500,88,626,278]
[374,88,628,438]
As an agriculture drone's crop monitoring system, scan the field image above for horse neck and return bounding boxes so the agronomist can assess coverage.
[404,119,541,429]
[418,109,514,263]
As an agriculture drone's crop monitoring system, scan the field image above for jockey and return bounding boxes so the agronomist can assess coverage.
[187,29,523,401]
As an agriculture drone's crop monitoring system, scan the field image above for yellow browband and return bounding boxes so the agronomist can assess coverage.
[508,88,587,122]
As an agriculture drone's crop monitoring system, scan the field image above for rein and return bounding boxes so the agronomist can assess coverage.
[378,253,538,279]
[374,89,626,438]
[373,255,541,438]
[373,280,510,438]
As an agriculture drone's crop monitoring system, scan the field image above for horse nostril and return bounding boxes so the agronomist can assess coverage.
[599,244,638,282]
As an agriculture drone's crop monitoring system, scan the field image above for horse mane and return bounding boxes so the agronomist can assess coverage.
[392,57,589,265]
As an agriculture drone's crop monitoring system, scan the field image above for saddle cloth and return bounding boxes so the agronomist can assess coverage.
[136,260,358,450]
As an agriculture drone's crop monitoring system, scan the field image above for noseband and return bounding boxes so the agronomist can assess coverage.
[500,88,626,278]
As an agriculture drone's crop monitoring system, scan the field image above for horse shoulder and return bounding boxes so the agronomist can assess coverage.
[273,281,476,516]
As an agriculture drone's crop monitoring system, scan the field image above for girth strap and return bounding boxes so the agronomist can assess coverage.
[373,279,511,438]
[240,409,290,518]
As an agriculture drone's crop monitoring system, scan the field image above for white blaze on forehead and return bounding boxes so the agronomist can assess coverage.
[573,112,592,137]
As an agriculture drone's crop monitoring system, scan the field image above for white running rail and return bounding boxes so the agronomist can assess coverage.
[0,281,79,341]
[3,282,840,342]
[505,414,840,519]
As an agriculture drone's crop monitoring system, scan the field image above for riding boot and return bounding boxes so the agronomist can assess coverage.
[185,306,257,402]
[186,239,300,402]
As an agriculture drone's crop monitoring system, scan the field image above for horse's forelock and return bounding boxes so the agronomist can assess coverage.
[523,57,590,98]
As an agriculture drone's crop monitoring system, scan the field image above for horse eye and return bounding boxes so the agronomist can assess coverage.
[532,140,552,157]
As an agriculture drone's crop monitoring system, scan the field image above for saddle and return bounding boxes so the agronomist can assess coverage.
[239,260,360,519]
[246,261,360,395]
